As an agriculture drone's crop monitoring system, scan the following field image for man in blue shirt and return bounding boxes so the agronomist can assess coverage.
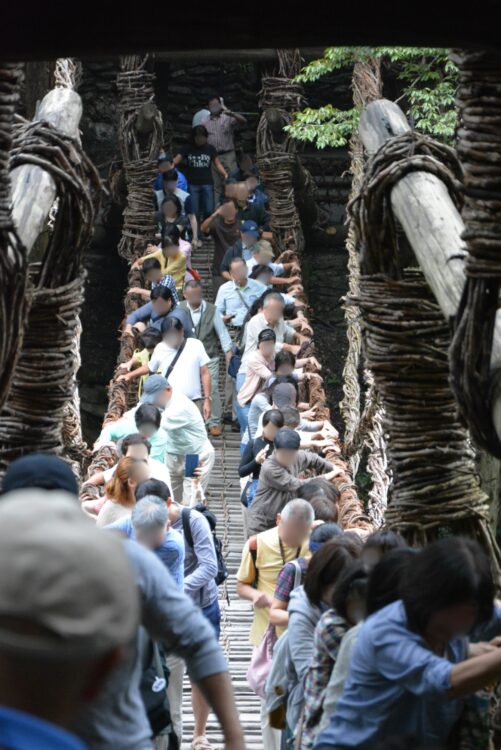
[106,496,185,589]
[215,257,267,329]
[124,286,194,337]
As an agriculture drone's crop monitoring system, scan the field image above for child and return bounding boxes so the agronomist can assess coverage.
[118,327,162,396]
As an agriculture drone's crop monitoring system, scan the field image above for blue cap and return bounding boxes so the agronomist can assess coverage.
[139,374,169,404]
[240,220,259,237]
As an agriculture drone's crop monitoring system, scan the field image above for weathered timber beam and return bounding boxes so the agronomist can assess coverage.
[359,99,501,360]
[358,98,501,443]
[10,87,82,253]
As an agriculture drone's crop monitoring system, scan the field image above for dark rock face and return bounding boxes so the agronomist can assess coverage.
[77,56,353,442]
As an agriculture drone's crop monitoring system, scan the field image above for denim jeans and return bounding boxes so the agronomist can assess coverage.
[235,372,250,435]
[189,183,214,220]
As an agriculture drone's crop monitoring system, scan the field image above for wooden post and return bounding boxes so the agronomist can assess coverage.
[10,87,82,253]
[359,99,501,422]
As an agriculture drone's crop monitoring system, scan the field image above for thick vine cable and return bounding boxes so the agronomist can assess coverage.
[0,63,29,412]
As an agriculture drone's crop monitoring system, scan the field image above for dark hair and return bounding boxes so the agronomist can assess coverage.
[366,548,417,616]
[138,327,162,350]
[258,328,276,345]
[249,264,272,280]
[275,350,296,370]
[310,495,339,523]
[161,194,182,218]
[142,258,162,274]
[163,169,178,183]
[297,478,340,506]
[280,405,300,429]
[331,562,369,620]
[364,530,407,556]
[274,427,300,451]
[184,279,202,290]
[262,408,284,429]
[134,404,161,430]
[304,536,362,608]
[161,316,184,334]
[229,256,247,269]
[283,303,298,320]
[136,478,171,502]
[121,433,152,456]
[310,522,343,545]
[270,374,299,399]
[162,223,181,247]
[403,538,495,633]
[192,124,209,140]
[151,286,174,304]
[208,94,221,104]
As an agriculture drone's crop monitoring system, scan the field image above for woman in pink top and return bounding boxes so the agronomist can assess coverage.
[236,328,276,432]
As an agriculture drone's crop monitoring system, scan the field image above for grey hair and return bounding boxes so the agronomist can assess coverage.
[263,292,284,307]
[132,496,168,532]
[280,498,314,525]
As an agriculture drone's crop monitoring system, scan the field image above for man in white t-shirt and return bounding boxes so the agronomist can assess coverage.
[148,317,212,421]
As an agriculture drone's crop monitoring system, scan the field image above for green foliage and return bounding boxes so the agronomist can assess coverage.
[286,47,458,149]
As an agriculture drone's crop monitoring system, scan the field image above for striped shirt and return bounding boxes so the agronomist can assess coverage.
[201,113,236,153]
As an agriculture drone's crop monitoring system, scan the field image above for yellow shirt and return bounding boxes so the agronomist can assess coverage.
[133,348,151,397]
[237,525,310,646]
[139,248,186,291]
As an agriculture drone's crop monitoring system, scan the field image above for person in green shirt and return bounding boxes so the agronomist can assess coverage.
[94,404,168,463]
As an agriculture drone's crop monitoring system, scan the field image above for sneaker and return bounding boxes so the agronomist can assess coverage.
[209,425,222,437]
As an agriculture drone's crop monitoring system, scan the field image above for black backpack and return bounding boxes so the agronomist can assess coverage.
[181,505,229,586]
[138,629,179,750]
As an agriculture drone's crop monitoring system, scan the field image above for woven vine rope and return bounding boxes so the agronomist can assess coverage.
[0,63,28,412]
[0,116,100,478]
[349,130,501,566]
[449,49,501,458]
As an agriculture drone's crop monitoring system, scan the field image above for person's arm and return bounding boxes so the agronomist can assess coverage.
[126,541,245,750]
[289,608,316,679]
[188,213,199,244]
[213,310,233,358]
[200,208,220,235]
[225,109,247,125]
[172,153,183,167]
[449,648,501,698]
[259,459,305,494]
[125,302,152,333]
[129,287,151,300]
[269,599,289,627]
[236,540,273,609]
[214,155,228,179]
[247,395,269,440]
[269,275,301,286]
[184,514,218,594]
[301,451,334,475]
[118,363,150,382]
[200,364,212,421]
[248,355,273,381]
[131,245,160,270]
[87,471,106,487]
[220,248,234,279]
[238,439,260,478]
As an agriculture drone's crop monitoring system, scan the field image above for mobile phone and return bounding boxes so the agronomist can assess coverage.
[185,454,199,479]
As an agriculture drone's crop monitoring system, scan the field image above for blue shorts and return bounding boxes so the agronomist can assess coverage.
[202,597,221,641]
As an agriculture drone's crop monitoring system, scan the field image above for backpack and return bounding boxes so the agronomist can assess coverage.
[138,629,179,750]
[181,504,229,586]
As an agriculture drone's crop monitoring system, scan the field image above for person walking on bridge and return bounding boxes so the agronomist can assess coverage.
[180,279,233,437]
[201,95,246,204]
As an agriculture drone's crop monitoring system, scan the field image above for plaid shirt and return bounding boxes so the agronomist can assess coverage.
[302,610,348,750]
[152,274,179,304]
[201,113,236,153]
[273,556,308,602]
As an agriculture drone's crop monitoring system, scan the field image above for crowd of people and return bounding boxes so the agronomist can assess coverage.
[3,91,501,750]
